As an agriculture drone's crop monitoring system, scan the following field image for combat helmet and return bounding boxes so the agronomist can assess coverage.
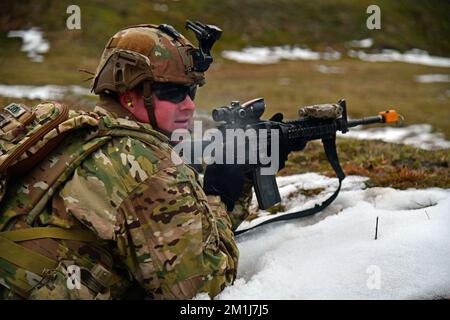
[91,21,222,128]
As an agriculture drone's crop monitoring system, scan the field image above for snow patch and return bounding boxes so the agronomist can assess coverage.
[348,48,450,68]
[221,44,450,68]
[339,124,450,150]
[414,74,450,83]
[222,46,341,64]
[315,64,345,74]
[7,27,49,62]
[0,84,93,100]
[347,38,374,49]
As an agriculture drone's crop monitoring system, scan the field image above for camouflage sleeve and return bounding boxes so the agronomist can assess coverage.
[59,136,239,299]
[114,165,239,299]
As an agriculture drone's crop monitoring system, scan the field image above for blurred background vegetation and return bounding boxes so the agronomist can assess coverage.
[0,0,448,188]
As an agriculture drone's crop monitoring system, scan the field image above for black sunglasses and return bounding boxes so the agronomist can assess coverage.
[152,83,197,103]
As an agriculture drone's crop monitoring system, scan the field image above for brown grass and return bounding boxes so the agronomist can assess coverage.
[280,139,450,189]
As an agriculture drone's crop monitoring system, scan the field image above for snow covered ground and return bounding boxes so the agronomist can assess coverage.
[7,28,49,62]
[339,124,450,150]
[346,38,374,49]
[414,74,450,83]
[222,44,450,68]
[0,84,93,100]
[222,46,341,64]
[348,48,450,68]
[210,173,450,300]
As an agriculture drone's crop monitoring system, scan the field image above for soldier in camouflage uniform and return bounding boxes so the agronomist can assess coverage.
[0,24,254,299]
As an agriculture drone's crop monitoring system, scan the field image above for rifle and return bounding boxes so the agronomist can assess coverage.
[210,98,401,235]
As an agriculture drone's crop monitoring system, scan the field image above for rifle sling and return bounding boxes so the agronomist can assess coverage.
[234,136,345,236]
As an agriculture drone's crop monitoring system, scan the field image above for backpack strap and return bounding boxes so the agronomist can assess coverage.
[0,227,122,297]
[0,103,35,133]
[0,234,56,277]
[0,102,69,173]
[0,227,98,242]
[0,228,97,275]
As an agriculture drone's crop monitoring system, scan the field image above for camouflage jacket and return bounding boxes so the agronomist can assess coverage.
[0,97,253,299]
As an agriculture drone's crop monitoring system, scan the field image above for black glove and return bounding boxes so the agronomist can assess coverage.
[203,163,250,211]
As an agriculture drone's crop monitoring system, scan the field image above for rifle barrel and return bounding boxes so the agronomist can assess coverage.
[347,115,384,128]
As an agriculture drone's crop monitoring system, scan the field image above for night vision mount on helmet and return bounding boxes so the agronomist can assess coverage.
[185,20,222,72]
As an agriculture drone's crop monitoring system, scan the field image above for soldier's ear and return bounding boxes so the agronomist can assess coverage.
[118,91,135,108]
[118,92,128,108]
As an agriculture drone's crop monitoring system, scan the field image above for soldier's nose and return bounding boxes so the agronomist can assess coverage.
[179,95,195,111]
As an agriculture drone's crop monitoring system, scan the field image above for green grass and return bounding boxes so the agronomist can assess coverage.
[2,0,449,54]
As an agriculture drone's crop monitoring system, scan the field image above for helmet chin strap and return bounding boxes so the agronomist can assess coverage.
[142,81,171,137]
[142,81,157,128]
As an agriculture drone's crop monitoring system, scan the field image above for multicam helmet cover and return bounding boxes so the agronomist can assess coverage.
[92,24,206,95]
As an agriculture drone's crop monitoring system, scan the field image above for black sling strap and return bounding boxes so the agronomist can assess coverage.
[234,136,345,236]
